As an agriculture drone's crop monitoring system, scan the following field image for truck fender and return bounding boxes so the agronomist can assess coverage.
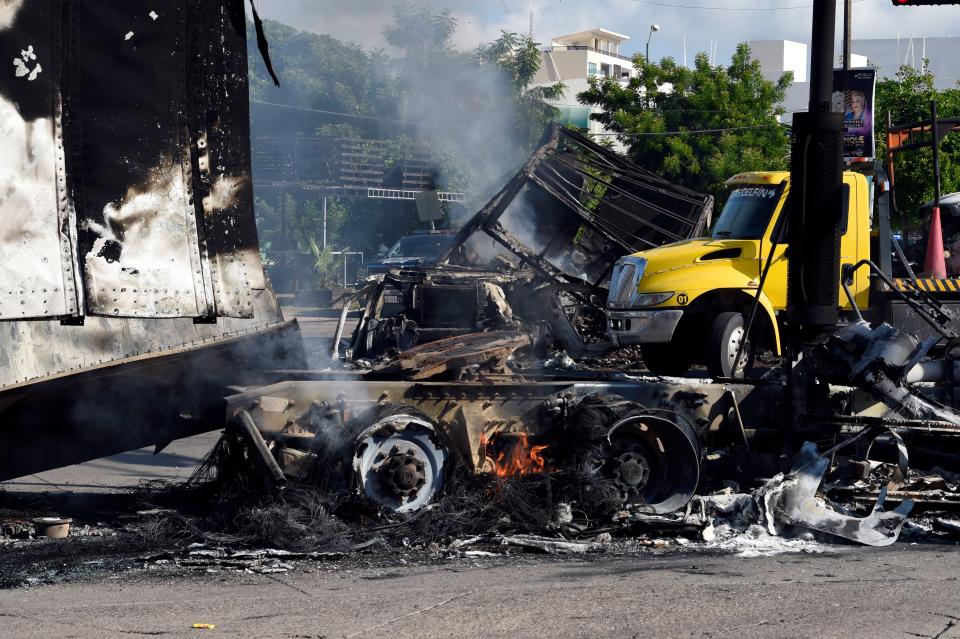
[743,289,782,356]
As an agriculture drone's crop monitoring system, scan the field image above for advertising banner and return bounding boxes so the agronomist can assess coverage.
[832,68,877,160]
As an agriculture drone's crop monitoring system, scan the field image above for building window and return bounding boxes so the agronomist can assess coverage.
[556,105,592,130]
[588,62,598,76]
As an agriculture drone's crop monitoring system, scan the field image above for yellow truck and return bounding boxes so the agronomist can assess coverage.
[605,169,952,377]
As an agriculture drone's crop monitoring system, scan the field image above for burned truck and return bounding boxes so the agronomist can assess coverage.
[0,1,302,480]
[340,125,714,361]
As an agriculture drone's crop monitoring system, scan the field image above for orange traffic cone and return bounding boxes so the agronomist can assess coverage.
[925,206,947,279]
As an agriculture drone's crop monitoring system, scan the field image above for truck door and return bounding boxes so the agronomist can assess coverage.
[839,174,870,309]
[759,184,790,310]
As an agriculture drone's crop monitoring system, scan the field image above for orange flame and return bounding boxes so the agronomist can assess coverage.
[481,432,548,477]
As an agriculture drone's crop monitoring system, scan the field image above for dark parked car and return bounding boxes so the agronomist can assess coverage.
[363,231,458,276]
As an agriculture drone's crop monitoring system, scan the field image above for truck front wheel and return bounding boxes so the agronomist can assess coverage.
[640,342,693,377]
[705,312,754,379]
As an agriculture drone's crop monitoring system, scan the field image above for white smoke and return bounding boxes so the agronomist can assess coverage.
[396,52,531,206]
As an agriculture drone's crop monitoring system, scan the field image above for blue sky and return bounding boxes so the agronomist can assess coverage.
[253,0,960,65]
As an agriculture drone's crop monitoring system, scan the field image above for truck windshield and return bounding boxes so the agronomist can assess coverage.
[711,184,784,240]
[386,234,455,259]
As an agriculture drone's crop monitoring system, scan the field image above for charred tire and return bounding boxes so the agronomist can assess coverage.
[605,410,701,514]
[348,404,449,513]
[640,342,693,377]
[705,311,754,379]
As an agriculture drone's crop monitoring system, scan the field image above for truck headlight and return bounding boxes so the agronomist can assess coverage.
[632,292,674,307]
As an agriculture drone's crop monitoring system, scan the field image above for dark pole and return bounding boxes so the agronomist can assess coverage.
[932,101,942,208]
[783,0,845,427]
[843,0,852,70]
[888,109,910,237]
[786,0,844,339]
[808,0,837,113]
[645,28,655,108]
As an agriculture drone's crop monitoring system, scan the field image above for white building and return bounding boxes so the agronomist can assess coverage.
[852,37,960,89]
[749,40,808,84]
[750,36,960,124]
[532,28,639,137]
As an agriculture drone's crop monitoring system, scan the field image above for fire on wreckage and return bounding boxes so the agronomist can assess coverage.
[226,320,960,547]
[222,131,960,549]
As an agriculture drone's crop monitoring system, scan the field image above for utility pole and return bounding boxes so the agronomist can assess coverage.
[783,0,845,425]
[322,196,328,249]
[785,0,845,340]
[842,0,852,69]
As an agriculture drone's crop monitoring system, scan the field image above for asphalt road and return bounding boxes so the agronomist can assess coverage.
[0,545,959,638]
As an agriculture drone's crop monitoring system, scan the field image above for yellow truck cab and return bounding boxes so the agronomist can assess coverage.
[607,170,871,377]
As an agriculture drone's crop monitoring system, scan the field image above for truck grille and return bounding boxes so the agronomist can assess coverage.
[607,256,647,309]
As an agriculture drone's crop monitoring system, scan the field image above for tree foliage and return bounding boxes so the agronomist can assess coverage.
[577,43,791,199]
[477,31,565,149]
[247,20,398,138]
[384,3,456,63]
[876,64,960,222]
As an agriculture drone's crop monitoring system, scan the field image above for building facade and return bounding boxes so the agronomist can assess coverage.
[532,28,638,139]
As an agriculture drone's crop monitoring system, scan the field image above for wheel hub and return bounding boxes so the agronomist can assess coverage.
[381,450,426,497]
[728,327,750,370]
[611,451,651,494]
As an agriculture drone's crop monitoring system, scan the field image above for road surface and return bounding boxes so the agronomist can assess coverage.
[0,544,958,638]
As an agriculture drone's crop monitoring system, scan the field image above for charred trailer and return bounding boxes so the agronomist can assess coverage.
[0,1,303,481]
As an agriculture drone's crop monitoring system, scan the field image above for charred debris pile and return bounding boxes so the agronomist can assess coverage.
[182,127,960,558]
[52,286,960,568]
[12,126,960,569]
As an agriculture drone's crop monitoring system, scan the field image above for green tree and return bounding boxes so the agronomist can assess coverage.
[384,3,456,63]
[247,20,400,137]
[577,43,792,200]
[876,64,960,224]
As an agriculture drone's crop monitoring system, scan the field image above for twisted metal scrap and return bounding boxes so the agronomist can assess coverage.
[756,442,914,547]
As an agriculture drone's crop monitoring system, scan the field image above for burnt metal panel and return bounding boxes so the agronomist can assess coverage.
[187,0,262,317]
[0,0,81,319]
[442,125,714,289]
[0,314,305,481]
[0,0,266,320]
[0,1,305,479]
[67,0,212,318]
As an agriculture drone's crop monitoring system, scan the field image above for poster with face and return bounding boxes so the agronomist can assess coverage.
[832,68,877,159]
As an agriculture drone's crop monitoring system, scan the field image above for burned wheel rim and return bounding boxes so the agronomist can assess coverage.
[605,412,700,514]
[352,415,447,513]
